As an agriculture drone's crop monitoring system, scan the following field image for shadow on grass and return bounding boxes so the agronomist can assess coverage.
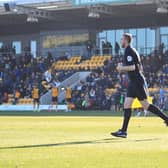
[0,138,160,150]
[134,138,160,142]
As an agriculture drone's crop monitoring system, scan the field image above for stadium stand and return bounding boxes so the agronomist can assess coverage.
[71,53,168,110]
[0,45,53,105]
[1,42,168,110]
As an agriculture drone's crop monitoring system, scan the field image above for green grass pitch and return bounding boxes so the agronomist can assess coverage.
[0,111,168,168]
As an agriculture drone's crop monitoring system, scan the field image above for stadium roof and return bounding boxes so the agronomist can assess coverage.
[0,0,168,35]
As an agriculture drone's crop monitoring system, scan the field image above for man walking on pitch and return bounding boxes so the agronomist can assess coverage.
[111,33,168,138]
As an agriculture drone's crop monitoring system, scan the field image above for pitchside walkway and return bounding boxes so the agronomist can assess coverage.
[0,110,167,117]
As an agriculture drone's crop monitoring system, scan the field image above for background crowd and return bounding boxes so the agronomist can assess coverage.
[0,44,168,111]
[72,52,168,111]
[0,46,54,104]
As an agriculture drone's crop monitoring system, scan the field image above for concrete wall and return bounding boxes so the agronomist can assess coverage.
[0,29,96,57]
[39,29,91,57]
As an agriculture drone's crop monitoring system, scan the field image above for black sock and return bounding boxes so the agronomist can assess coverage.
[148,104,168,121]
[121,109,132,132]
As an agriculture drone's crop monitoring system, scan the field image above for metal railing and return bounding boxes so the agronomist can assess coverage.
[1,45,168,58]
[42,45,168,58]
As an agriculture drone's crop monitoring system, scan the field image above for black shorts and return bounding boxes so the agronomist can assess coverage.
[127,80,148,101]
[52,96,58,102]
[33,98,39,103]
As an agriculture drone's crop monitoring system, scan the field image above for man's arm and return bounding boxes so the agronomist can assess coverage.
[117,52,137,72]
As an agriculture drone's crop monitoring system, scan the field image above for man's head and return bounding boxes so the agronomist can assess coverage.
[121,33,132,48]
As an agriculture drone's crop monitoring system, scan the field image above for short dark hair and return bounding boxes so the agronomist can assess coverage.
[123,33,132,44]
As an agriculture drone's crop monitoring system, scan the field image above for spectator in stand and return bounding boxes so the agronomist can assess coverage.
[83,93,90,109]
[114,88,121,111]
[53,79,61,87]
[65,51,71,60]
[115,42,120,55]
[162,64,168,73]
[159,43,165,55]
[106,41,112,55]
[159,86,165,111]
[38,59,45,72]
[86,40,93,58]
[44,69,52,83]
[3,92,8,103]
[89,88,96,100]
[102,41,106,55]
[13,89,20,105]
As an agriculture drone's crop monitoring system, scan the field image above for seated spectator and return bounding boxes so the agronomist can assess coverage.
[13,89,20,105]
[3,92,8,103]
[44,69,52,82]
